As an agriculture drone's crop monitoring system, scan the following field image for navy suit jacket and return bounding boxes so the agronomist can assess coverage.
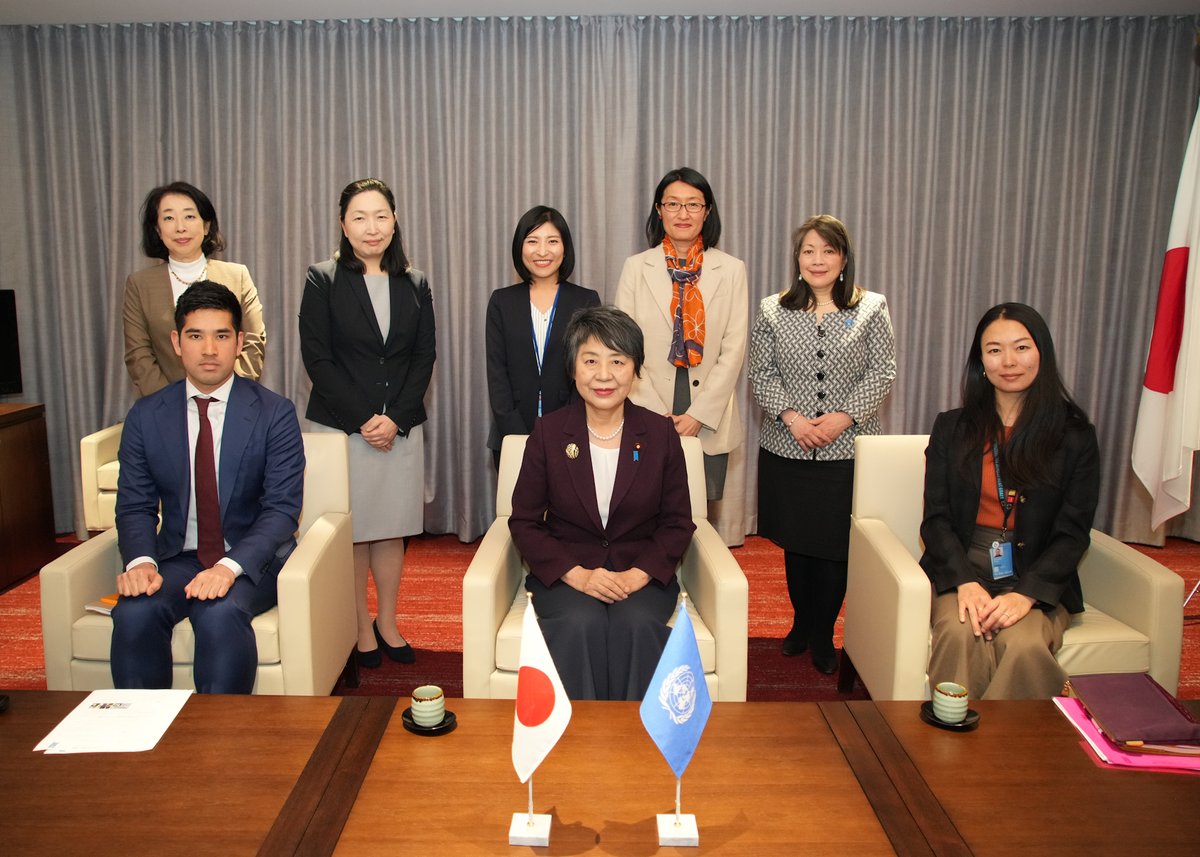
[484,281,601,451]
[115,375,306,585]
[509,400,695,587]
[299,259,436,436]
[918,407,1100,613]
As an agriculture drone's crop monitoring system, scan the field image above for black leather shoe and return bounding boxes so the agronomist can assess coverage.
[781,633,808,657]
[812,648,838,675]
[356,647,382,668]
[374,620,416,664]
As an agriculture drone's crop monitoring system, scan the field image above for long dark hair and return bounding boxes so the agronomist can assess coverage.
[510,205,576,284]
[140,181,224,260]
[643,167,722,249]
[779,214,861,311]
[335,178,411,275]
[958,302,1090,487]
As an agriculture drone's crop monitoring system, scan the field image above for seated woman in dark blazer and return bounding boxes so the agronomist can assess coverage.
[486,205,600,467]
[509,306,696,700]
[920,302,1099,699]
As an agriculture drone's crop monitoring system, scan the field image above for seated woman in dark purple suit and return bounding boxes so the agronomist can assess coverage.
[509,306,696,700]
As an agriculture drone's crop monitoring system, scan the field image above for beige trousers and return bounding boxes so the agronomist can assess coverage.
[929,591,1071,700]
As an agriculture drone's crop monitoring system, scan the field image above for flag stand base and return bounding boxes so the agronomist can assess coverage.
[656,813,699,846]
[509,812,551,846]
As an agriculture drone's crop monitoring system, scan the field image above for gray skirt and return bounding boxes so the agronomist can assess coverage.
[310,421,425,542]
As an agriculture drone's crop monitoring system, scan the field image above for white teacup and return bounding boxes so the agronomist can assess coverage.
[411,684,445,728]
[932,681,969,724]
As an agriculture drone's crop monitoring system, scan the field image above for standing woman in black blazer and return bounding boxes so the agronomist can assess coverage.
[299,178,436,667]
[486,206,600,467]
[920,303,1098,699]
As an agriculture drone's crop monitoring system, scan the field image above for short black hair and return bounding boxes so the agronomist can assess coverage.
[336,178,411,275]
[140,181,224,260]
[562,305,644,379]
[174,280,242,334]
[644,166,722,249]
[511,205,576,284]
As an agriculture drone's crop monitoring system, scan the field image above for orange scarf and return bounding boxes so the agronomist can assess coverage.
[663,236,705,368]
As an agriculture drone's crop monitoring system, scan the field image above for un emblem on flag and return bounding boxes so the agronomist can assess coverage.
[657,664,698,725]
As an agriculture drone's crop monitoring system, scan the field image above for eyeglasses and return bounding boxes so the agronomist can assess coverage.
[658,201,707,214]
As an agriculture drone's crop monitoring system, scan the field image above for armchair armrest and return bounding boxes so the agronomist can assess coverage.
[679,520,748,701]
[462,518,526,698]
[1076,529,1184,694]
[40,528,121,690]
[81,423,123,531]
[844,517,932,700]
[276,511,355,695]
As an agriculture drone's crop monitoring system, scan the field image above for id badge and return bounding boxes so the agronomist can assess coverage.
[990,540,1014,580]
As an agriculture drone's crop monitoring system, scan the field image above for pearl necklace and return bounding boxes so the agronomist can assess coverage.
[169,262,208,287]
[587,419,625,441]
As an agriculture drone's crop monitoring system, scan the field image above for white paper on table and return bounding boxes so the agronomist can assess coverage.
[34,689,194,754]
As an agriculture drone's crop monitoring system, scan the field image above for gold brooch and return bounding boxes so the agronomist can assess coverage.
[565,443,580,460]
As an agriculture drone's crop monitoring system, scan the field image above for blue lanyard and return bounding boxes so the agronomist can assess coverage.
[532,289,560,417]
[991,440,1016,539]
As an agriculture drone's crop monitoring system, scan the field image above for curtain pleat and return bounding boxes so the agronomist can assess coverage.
[0,15,1196,544]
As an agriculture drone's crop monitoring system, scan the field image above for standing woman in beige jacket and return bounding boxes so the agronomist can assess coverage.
[615,167,748,506]
[122,181,266,396]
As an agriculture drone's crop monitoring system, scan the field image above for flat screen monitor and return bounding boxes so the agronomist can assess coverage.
[0,290,23,395]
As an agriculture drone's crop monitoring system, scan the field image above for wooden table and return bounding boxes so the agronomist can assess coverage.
[849,700,1200,857]
[334,699,897,855]
[4,692,1197,855]
[0,691,392,856]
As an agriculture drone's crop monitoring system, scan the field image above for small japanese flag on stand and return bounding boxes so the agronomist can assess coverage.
[509,594,571,846]
[639,596,713,847]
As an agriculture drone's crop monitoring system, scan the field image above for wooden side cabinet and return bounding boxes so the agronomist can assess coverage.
[0,403,56,590]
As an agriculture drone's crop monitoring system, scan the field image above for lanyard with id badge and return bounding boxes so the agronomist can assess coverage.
[990,440,1017,581]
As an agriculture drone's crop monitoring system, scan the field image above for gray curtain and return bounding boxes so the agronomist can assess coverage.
[1,15,1197,545]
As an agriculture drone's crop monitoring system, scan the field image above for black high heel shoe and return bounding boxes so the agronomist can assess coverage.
[374,620,416,664]
[355,646,382,668]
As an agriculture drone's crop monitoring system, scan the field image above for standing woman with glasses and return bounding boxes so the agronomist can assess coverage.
[615,167,748,511]
[299,178,436,668]
[748,215,895,674]
[123,181,266,396]
[486,205,600,468]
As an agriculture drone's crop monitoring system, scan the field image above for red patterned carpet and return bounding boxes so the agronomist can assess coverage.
[2,535,1198,700]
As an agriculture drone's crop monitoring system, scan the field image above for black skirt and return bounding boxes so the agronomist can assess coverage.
[757,447,855,561]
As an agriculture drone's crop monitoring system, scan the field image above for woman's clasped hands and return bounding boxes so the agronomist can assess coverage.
[784,409,853,452]
[360,413,399,452]
[562,566,651,603]
[956,581,1035,640]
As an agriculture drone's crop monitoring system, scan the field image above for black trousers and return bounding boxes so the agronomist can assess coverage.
[525,573,680,701]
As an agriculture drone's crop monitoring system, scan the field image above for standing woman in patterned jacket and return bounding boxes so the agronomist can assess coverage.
[749,215,896,674]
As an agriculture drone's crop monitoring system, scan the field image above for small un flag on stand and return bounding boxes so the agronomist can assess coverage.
[639,595,713,847]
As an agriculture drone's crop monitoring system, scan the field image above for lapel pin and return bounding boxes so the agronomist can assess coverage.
[565,442,580,460]
[633,442,641,462]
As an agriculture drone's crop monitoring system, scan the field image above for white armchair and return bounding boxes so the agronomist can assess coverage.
[463,434,749,701]
[81,423,123,531]
[841,434,1184,700]
[41,432,356,695]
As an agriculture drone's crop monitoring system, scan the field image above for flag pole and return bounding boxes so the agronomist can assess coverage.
[674,776,682,824]
[527,775,535,825]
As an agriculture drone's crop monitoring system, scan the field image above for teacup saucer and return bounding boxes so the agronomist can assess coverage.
[402,707,457,736]
[920,701,980,731]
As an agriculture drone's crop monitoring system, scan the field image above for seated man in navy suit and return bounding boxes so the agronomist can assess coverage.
[110,281,305,694]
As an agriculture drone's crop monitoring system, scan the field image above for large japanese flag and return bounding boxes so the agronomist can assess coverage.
[511,597,572,784]
[1132,100,1200,531]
